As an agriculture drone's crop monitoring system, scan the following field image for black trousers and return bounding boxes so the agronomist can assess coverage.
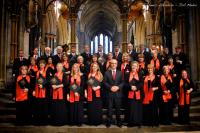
[107,96,122,124]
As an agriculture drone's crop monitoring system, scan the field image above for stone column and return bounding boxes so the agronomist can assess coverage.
[10,14,19,63]
[69,13,77,49]
[121,13,128,53]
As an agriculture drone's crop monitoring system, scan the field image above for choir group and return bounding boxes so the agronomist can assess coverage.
[12,43,195,127]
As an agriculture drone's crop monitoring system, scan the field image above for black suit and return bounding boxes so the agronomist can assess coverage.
[104,70,124,124]
[12,57,29,76]
[113,52,122,64]
[68,53,78,67]
[128,50,138,61]
[40,54,52,62]
[52,54,62,66]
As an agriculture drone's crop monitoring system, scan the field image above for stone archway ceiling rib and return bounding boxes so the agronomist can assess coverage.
[79,0,121,39]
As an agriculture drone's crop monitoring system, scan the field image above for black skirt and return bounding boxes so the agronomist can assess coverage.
[128,99,143,126]
[16,100,31,125]
[51,100,68,126]
[69,101,84,125]
[33,98,48,125]
[87,98,103,125]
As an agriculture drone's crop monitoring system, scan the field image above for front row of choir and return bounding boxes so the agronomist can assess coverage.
[15,59,194,127]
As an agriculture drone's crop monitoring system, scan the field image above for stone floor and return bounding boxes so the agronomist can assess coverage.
[0,89,200,133]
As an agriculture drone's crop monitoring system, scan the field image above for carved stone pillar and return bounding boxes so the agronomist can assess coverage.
[10,14,19,63]
[69,13,77,49]
[121,13,128,53]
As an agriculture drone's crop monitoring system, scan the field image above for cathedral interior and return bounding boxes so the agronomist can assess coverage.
[0,0,200,132]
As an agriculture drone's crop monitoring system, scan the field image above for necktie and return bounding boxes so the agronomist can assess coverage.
[112,70,116,80]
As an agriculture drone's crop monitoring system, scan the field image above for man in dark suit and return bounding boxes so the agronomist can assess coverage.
[81,44,91,67]
[68,45,78,67]
[52,46,63,66]
[137,44,151,64]
[173,46,188,77]
[40,46,52,62]
[12,50,29,99]
[113,45,122,65]
[28,47,40,65]
[127,43,138,61]
[104,59,124,127]
[96,45,107,66]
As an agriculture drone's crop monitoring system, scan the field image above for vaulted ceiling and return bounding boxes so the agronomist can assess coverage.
[79,0,121,39]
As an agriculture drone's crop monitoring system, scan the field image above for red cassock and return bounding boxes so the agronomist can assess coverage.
[69,75,81,103]
[160,75,172,103]
[16,75,30,102]
[53,72,64,100]
[179,78,191,106]
[150,59,160,70]
[143,75,155,104]
[87,73,101,102]
[35,70,46,98]
[128,72,141,100]
[45,64,54,71]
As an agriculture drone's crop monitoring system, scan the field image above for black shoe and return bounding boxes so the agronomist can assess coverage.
[117,122,122,128]
[106,123,111,128]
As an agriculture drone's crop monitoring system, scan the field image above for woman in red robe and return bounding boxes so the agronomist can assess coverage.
[15,65,31,125]
[126,61,144,127]
[50,63,68,125]
[142,64,160,126]
[33,60,48,125]
[67,63,85,126]
[159,65,174,125]
[85,63,103,125]
[178,70,194,124]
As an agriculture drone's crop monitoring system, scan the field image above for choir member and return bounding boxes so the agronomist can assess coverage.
[12,50,29,99]
[96,45,107,66]
[150,50,161,77]
[41,47,52,62]
[53,46,63,66]
[142,64,160,126]
[77,55,89,75]
[137,45,151,64]
[69,45,78,66]
[28,57,38,119]
[50,63,68,125]
[127,43,138,61]
[81,45,92,67]
[138,54,147,78]
[113,45,122,64]
[160,66,174,125]
[104,52,113,71]
[67,63,85,126]
[85,63,103,125]
[161,47,171,68]
[104,59,124,127]
[91,54,104,74]
[177,70,194,124]
[126,61,144,127]
[120,53,131,79]
[173,46,188,78]
[33,60,48,125]
[62,53,70,79]
[120,53,131,113]
[29,48,40,65]
[15,65,31,125]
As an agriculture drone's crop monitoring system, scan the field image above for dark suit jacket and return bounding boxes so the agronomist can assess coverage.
[104,70,124,98]
[113,52,122,64]
[40,54,52,62]
[12,57,29,76]
[68,53,78,67]
[52,54,62,66]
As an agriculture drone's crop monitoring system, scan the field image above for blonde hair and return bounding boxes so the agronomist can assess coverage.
[71,63,82,76]
[90,63,103,82]
[122,52,129,62]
